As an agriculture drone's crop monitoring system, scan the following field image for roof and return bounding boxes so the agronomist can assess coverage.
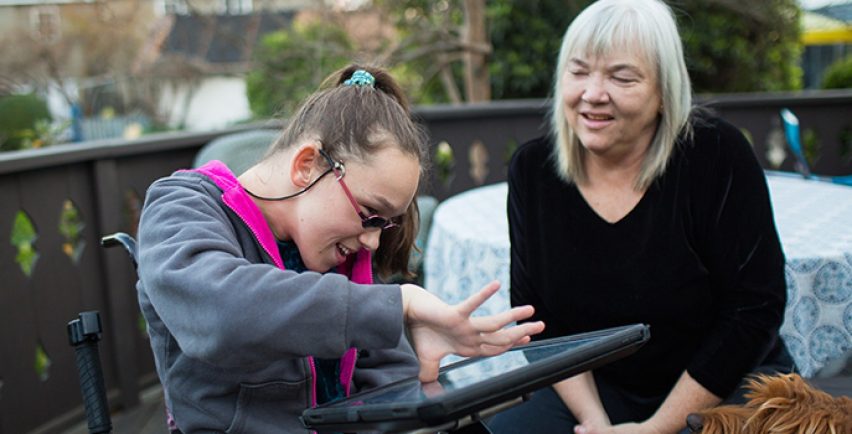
[812,3,852,22]
[138,12,294,75]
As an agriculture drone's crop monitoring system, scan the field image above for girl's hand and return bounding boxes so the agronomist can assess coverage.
[401,280,545,381]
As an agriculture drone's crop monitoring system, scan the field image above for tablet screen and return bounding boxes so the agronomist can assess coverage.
[322,331,602,407]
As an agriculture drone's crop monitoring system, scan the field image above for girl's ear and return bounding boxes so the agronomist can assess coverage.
[289,143,321,188]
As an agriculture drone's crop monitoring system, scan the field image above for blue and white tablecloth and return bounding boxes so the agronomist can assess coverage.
[424,176,852,377]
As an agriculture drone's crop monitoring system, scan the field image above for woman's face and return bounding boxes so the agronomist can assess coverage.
[289,146,420,272]
[561,48,662,159]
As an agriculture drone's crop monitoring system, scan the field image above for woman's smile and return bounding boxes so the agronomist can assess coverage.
[579,111,616,129]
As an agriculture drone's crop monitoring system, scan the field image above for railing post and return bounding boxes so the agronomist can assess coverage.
[92,158,140,410]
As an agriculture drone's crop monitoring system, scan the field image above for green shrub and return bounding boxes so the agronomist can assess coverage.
[680,0,802,92]
[0,94,52,152]
[821,55,852,89]
[246,21,352,118]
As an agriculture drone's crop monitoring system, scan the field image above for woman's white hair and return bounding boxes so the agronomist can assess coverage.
[550,0,692,190]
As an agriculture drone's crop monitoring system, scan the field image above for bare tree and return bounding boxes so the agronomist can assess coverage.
[0,0,161,117]
[369,0,492,104]
[462,0,489,102]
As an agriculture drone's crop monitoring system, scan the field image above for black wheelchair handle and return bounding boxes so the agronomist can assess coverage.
[100,232,138,270]
[68,311,112,434]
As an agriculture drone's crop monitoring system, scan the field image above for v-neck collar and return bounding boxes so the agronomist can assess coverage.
[573,182,655,227]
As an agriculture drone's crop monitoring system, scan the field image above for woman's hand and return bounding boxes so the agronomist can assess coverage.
[573,420,611,434]
[401,280,545,381]
[575,421,664,434]
[576,370,718,434]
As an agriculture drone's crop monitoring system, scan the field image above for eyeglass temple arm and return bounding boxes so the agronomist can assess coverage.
[319,149,369,220]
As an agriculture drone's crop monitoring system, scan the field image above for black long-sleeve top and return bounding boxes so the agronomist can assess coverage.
[508,115,787,399]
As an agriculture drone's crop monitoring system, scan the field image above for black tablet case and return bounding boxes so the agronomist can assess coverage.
[301,323,650,433]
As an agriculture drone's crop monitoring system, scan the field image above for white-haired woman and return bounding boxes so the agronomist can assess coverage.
[489,1,794,433]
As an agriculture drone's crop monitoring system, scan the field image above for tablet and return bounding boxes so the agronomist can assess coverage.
[301,323,650,433]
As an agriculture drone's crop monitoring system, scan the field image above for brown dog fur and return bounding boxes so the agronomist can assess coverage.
[690,373,851,434]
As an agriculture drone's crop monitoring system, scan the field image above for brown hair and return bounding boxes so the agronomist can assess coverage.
[266,64,429,280]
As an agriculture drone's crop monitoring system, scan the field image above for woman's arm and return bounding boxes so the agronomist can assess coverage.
[576,371,719,434]
[684,120,787,398]
[626,371,720,434]
[640,371,720,433]
[553,372,611,429]
[507,141,557,337]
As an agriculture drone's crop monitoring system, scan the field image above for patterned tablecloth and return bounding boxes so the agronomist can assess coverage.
[424,175,852,376]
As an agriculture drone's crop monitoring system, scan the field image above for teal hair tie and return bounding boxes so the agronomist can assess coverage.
[344,69,376,88]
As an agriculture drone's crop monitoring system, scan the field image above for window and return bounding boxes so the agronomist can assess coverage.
[30,6,61,43]
[156,0,190,16]
[218,0,253,15]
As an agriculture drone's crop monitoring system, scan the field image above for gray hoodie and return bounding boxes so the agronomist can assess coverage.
[136,161,418,432]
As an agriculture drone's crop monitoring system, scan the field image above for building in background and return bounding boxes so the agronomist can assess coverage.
[0,1,158,140]
[801,2,852,88]
[0,0,311,140]
[135,2,306,130]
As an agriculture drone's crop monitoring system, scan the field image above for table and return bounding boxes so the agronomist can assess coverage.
[424,175,852,377]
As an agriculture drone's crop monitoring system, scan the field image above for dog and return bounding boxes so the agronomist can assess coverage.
[686,373,851,434]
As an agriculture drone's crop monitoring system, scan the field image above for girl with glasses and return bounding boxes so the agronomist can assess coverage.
[135,65,545,433]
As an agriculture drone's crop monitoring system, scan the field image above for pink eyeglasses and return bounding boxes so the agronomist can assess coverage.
[319,149,400,230]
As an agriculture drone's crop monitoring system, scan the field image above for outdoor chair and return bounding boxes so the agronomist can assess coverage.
[192,128,279,176]
[409,195,438,282]
[779,108,852,186]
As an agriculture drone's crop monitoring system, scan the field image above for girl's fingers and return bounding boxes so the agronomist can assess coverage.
[466,321,544,356]
[477,343,514,357]
[432,281,545,362]
[478,335,532,357]
[469,305,536,332]
[418,358,441,382]
[481,321,545,347]
[456,280,501,315]
[422,380,446,398]
[513,321,546,340]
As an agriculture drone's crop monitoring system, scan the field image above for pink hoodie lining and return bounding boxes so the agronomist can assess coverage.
[335,249,373,395]
[185,161,283,269]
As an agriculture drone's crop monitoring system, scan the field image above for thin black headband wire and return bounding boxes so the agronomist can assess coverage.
[243,149,343,201]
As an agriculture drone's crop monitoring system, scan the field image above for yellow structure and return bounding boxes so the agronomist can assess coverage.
[802,11,852,45]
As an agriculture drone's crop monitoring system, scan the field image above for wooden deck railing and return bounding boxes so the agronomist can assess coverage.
[1,91,849,434]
